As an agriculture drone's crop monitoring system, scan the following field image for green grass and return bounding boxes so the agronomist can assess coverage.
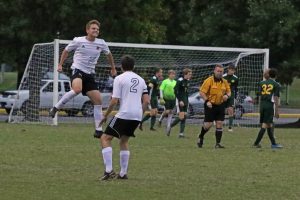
[0,123,299,200]
[0,72,17,91]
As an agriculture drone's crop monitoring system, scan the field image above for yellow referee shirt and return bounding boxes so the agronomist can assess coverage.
[200,76,231,105]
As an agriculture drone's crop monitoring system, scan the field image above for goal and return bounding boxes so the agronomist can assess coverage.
[8,39,269,127]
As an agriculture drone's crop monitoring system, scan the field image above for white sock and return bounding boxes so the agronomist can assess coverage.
[102,147,113,173]
[167,113,173,128]
[159,112,165,122]
[94,105,103,131]
[55,90,77,109]
[120,150,130,177]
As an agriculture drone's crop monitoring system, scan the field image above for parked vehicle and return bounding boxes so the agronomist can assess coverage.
[187,92,254,119]
[0,74,111,116]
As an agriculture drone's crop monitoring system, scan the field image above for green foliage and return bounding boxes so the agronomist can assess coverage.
[1,0,300,85]
[0,123,299,200]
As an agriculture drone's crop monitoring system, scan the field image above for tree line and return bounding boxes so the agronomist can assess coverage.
[1,0,300,85]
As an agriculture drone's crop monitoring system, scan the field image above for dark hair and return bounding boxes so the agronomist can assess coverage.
[121,55,135,71]
[154,67,162,74]
[228,63,235,70]
[269,68,278,78]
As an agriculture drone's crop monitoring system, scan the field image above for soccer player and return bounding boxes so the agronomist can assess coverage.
[158,70,177,135]
[139,68,163,131]
[253,68,283,149]
[223,63,239,132]
[49,20,116,138]
[99,55,149,180]
[169,68,192,138]
[197,64,231,148]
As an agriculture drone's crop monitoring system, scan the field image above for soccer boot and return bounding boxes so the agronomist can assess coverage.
[252,144,262,148]
[100,170,116,181]
[215,143,225,148]
[139,123,143,131]
[150,127,156,131]
[94,130,103,138]
[49,107,58,118]
[271,144,283,149]
[116,174,128,180]
[197,140,203,148]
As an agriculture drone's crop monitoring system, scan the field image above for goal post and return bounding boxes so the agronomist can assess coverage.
[8,39,269,127]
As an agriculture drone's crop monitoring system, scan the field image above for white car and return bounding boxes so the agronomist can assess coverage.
[0,76,111,116]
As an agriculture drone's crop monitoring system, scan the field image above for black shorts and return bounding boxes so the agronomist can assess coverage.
[104,117,140,138]
[204,103,225,122]
[71,69,98,96]
[260,103,274,124]
[164,99,176,110]
[225,97,235,108]
[150,98,158,109]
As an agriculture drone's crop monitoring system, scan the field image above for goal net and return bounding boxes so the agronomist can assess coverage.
[8,39,268,127]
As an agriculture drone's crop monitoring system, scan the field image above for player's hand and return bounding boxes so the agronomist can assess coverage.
[160,99,165,105]
[110,68,117,77]
[223,95,229,101]
[179,101,184,107]
[57,64,63,72]
[99,116,108,126]
[206,101,212,108]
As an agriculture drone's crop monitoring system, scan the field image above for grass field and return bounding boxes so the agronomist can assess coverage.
[0,123,299,200]
[0,72,17,91]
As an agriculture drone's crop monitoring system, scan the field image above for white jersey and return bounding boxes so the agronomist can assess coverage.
[65,36,110,74]
[112,71,148,121]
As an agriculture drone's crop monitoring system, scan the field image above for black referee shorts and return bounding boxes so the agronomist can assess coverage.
[71,69,98,96]
[105,116,140,138]
[204,102,225,122]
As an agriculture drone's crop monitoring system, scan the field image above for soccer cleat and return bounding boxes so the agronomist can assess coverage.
[215,143,225,148]
[253,144,262,148]
[166,126,171,136]
[138,124,143,131]
[94,130,103,138]
[228,128,233,132]
[99,170,116,181]
[178,133,185,138]
[116,174,128,180]
[197,140,203,148]
[271,144,283,149]
[49,107,58,118]
[150,127,156,131]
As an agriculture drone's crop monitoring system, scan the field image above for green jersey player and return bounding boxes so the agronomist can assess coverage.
[223,63,238,131]
[139,68,163,131]
[170,68,192,138]
[253,68,283,149]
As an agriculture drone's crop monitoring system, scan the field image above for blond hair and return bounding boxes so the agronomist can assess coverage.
[86,19,100,29]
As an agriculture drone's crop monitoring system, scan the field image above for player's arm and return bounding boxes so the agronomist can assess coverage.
[106,53,117,77]
[58,50,69,72]
[142,93,150,114]
[200,78,212,108]
[104,97,118,118]
[274,84,280,118]
[223,80,231,101]
[159,80,166,104]
[174,81,184,106]
[148,82,154,99]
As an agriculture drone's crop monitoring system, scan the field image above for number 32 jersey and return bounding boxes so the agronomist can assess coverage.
[258,79,280,103]
[113,71,148,121]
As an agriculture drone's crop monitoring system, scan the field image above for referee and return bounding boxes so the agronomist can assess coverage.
[197,64,231,148]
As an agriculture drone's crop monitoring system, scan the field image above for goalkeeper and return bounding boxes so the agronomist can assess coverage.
[158,70,177,136]
[49,20,116,139]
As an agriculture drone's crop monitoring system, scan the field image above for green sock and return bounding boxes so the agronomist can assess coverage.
[150,116,156,129]
[180,119,186,133]
[229,116,233,128]
[171,117,180,127]
[141,114,151,123]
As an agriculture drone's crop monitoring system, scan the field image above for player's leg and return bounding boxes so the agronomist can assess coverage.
[215,120,225,148]
[178,112,187,138]
[227,106,234,131]
[253,107,267,148]
[149,108,158,131]
[118,136,130,179]
[197,103,214,148]
[140,113,151,131]
[170,103,181,128]
[166,100,175,136]
[158,109,167,126]
[49,77,81,118]
[100,133,116,180]
[87,90,104,138]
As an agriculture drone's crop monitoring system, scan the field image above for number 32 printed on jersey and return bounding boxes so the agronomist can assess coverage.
[261,84,273,95]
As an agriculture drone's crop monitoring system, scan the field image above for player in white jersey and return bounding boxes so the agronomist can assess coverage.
[49,20,116,138]
[98,55,149,180]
